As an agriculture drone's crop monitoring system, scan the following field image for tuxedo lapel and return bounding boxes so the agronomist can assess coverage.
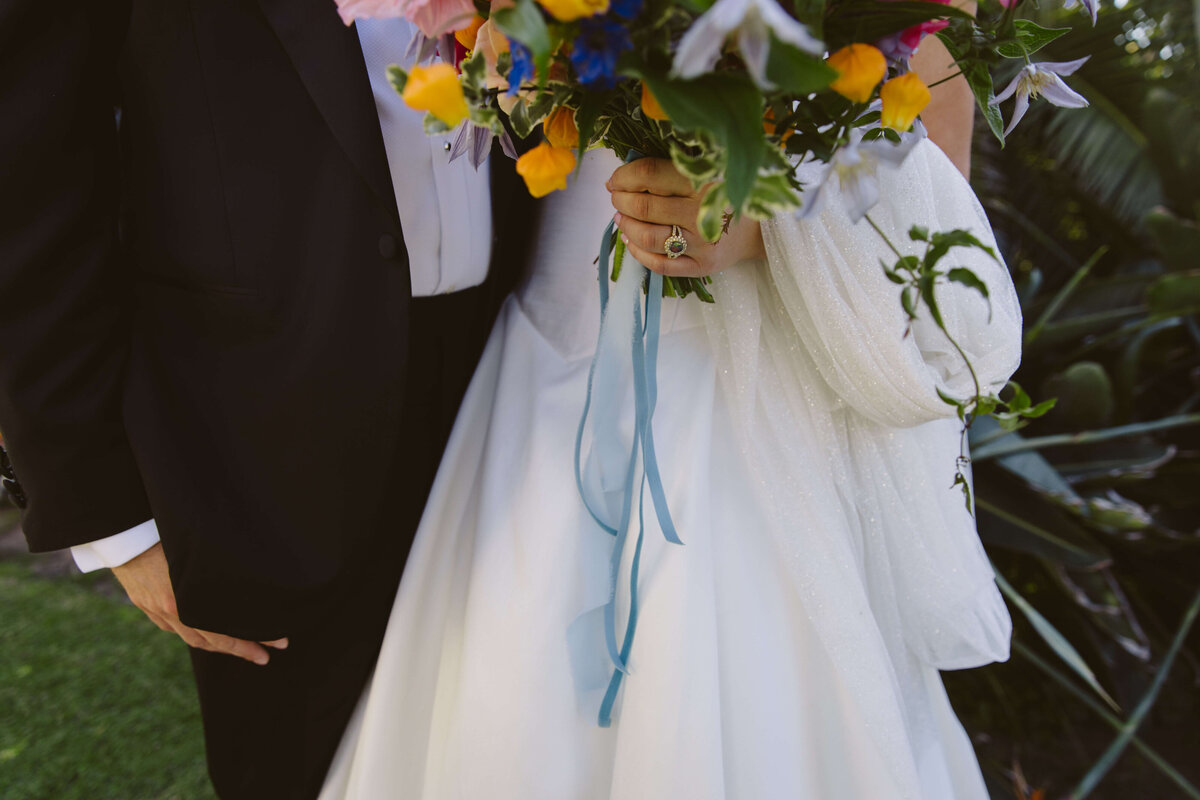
[256,0,399,224]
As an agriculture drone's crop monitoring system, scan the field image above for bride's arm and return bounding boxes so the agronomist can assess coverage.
[761,140,1023,428]
[910,1,978,178]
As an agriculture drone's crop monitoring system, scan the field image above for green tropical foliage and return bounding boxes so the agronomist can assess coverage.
[945,0,1200,796]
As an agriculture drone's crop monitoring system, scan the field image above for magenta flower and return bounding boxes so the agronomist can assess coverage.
[335,0,476,38]
[874,0,951,65]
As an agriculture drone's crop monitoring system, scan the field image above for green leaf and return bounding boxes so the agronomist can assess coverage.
[627,69,767,213]
[386,65,408,96]
[1144,210,1200,273]
[996,20,1072,59]
[745,172,802,219]
[791,0,825,38]
[669,141,721,188]
[909,225,930,242]
[1145,271,1200,317]
[824,0,973,49]
[764,37,838,95]
[936,386,963,406]
[492,0,552,75]
[507,91,556,140]
[918,273,944,329]
[1071,591,1200,798]
[993,569,1120,711]
[1025,398,1058,419]
[975,468,1109,568]
[422,113,451,135]
[946,267,990,299]
[926,228,997,270]
[697,183,730,243]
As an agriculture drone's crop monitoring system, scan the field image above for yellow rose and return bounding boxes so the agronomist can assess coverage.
[544,106,579,149]
[454,15,486,50]
[536,0,608,22]
[640,83,668,122]
[826,44,887,103]
[516,142,577,198]
[402,63,469,127]
[879,72,931,131]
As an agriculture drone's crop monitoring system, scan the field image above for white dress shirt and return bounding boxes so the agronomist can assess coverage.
[71,17,493,572]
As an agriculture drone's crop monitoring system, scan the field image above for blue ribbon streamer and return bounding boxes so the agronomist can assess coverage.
[574,209,684,728]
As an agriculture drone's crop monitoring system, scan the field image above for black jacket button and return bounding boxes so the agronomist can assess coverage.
[378,234,399,260]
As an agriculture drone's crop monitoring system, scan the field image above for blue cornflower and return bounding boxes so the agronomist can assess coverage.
[507,41,535,95]
[610,0,643,20]
[569,17,632,89]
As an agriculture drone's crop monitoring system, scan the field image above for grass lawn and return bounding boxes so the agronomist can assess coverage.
[0,558,215,800]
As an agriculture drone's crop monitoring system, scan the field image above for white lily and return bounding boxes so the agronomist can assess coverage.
[671,0,822,89]
[991,57,1090,137]
[798,123,926,224]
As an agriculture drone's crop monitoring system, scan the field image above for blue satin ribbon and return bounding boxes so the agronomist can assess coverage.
[574,215,684,728]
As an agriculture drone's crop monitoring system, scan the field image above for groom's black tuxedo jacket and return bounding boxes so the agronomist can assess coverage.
[0,0,535,638]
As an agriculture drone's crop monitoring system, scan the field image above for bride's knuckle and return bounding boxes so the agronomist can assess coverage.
[633,158,656,183]
[631,193,652,220]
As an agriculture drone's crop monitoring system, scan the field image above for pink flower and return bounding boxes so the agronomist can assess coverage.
[874,0,951,65]
[334,0,477,38]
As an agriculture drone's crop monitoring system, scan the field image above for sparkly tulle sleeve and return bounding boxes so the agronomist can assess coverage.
[700,140,1018,682]
[760,140,1023,429]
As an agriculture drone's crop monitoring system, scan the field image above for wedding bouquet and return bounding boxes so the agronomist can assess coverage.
[336,0,1094,309]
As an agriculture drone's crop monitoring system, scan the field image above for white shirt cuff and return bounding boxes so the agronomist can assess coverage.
[70,519,161,572]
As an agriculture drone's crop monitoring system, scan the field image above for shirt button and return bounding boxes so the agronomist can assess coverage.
[443,142,452,152]
[378,234,398,260]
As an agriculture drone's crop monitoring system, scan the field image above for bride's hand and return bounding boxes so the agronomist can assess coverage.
[607,158,765,277]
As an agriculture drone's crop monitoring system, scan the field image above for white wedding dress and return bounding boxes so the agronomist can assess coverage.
[320,141,1022,800]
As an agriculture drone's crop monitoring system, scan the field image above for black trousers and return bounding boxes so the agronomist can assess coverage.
[188,285,497,799]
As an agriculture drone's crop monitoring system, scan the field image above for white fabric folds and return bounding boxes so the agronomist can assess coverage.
[320,143,1019,800]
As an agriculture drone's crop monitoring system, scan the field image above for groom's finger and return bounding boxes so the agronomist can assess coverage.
[195,629,272,666]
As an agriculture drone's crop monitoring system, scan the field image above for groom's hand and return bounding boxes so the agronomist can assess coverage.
[112,543,288,665]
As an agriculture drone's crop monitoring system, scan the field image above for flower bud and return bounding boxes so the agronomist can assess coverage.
[402,63,469,127]
[880,72,931,131]
[516,142,578,198]
[544,106,579,149]
[826,44,887,103]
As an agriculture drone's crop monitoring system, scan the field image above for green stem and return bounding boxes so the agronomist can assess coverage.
[926,70,965,89]
[1025,245,1109,345]
[972,413,1200,461]
[864,213,904,260]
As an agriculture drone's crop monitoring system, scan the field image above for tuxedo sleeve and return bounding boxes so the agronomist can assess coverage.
[0,1,153,551]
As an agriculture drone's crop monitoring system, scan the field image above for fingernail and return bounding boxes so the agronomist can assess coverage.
[255,653,269,666]
[613,212,623,226]
[620,233,630,246]
[272,639,289,650]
